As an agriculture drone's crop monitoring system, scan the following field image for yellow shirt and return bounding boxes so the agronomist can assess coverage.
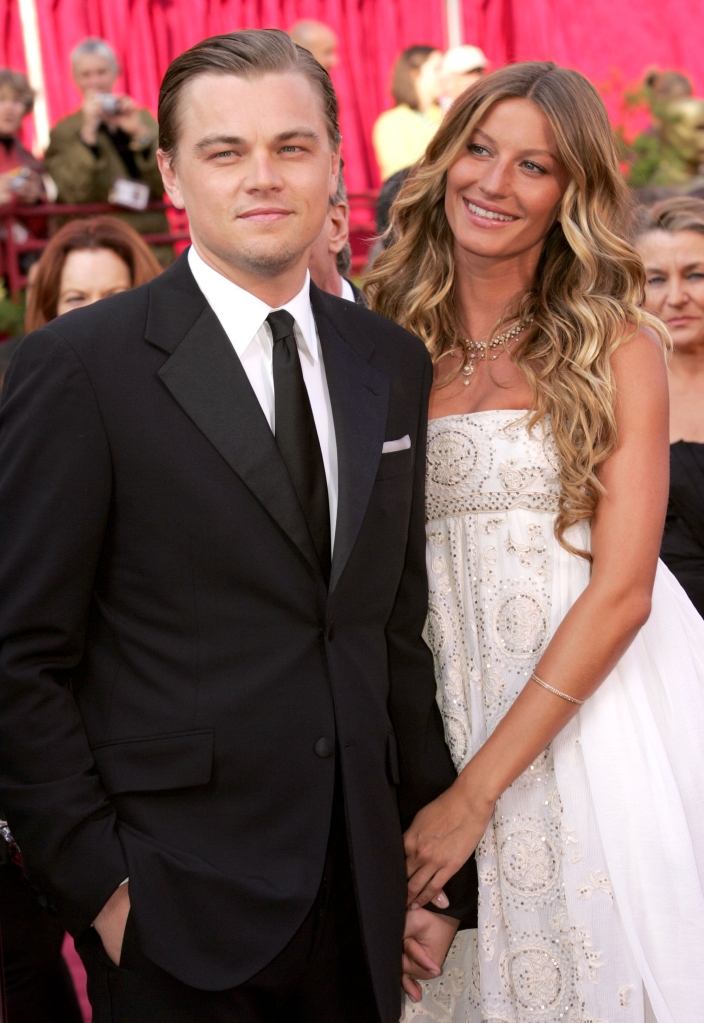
[372,103,443,181]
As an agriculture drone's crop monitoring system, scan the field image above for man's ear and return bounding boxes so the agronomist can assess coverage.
[327,203,350,256]
[157,149,185,210]
[328,150,341,201]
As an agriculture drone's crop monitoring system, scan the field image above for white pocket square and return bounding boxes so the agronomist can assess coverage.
[382,435,411,454]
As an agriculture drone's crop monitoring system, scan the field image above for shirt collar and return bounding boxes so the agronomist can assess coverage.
[188,245,318,363]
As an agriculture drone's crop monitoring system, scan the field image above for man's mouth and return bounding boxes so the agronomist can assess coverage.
[238,208,293,223]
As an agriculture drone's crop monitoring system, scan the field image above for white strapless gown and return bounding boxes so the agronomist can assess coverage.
[403,412,704,1023]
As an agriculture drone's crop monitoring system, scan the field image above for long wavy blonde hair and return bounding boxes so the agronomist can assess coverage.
[366,61,669,556]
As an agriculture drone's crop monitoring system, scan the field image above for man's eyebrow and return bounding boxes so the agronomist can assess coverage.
[274,128,320,143]
[194,128,321,153]
[194,135,245,152]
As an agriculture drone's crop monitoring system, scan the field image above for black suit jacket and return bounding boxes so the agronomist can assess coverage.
[0,253,476,1021]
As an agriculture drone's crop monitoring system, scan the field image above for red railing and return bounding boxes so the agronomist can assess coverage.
[0,200,189,297]
[0,192,379,298]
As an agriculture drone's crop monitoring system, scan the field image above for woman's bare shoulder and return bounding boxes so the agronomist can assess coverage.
[608,326,669,440]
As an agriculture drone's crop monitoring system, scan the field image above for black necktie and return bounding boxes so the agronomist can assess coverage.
[267,310,331,580]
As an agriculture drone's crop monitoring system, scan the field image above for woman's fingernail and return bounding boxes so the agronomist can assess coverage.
[410,902,419,911]
[430,970,439,977]
[435,892,449,908]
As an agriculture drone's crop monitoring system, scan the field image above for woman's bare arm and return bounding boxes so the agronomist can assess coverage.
[405,329,670,909]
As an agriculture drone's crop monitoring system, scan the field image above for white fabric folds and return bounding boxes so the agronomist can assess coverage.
[575,561,704,1022]
[405,411,704,1023]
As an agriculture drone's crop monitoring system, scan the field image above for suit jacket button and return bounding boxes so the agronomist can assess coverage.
[314,737,334,758]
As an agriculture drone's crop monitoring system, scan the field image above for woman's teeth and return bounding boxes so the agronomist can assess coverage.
[466,200,516,222]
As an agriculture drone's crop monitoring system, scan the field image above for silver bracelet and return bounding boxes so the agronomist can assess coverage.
[531,672,584,705]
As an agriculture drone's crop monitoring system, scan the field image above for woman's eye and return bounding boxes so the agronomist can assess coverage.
[646,276,666,286]
[522,161,547,174]
[468,143,490,156]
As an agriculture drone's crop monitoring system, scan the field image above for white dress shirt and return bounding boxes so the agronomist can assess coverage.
[188,246,338,546]
[340,277,355,303]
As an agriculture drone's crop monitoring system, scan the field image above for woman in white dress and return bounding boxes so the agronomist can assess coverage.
[367,62,704,1023]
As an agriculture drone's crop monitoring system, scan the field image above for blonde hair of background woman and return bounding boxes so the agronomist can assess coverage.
[365,61,670,556]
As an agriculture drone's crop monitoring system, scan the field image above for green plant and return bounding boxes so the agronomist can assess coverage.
[0,282,25,337]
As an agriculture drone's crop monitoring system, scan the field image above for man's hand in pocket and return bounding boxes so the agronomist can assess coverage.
[93,882,130,965]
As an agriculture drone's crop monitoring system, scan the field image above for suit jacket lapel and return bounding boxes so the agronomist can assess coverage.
[148,260,320,574]
[312,289,389,594]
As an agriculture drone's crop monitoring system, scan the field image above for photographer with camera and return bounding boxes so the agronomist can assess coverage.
[45,39,172,265]
[0,69,47,265]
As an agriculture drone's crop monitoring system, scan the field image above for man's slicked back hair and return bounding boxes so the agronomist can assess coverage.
[158,29,341,161]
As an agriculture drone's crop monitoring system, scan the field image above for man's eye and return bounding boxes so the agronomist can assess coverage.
[280,145,302,153]
[686,272,704,280]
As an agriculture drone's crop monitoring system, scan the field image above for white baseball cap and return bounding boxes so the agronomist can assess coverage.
[443,45,488,75]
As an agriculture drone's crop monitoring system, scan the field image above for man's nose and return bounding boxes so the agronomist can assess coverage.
[244,153,284,191]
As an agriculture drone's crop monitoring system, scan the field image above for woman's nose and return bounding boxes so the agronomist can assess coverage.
[665,280,688,308]
[478,162,511,198]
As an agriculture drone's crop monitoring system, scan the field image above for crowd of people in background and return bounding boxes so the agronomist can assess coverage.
[0,20,703,1023]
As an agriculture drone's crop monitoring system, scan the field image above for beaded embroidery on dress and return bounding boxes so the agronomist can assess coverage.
[404,411,704,1023]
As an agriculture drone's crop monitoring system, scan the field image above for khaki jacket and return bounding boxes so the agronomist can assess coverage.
[45,109,172,264]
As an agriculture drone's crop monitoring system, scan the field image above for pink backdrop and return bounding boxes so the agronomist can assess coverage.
[2,0,704,191]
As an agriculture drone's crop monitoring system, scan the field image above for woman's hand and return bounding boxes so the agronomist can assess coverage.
[404,777,494,910]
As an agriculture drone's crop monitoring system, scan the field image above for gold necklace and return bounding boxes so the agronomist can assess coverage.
[451,320,528,386]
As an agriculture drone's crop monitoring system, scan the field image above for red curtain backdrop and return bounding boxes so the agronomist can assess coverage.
[2,0,704,192]
[462,0,704,134]
[0,0,447,193]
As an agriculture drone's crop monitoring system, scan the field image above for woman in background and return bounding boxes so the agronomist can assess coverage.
[372,46,443,182]
[25,214,161,331]
[367,61,704,1022]
[635,196,704,615]
[0,68,47,268]
[0,69,45,208]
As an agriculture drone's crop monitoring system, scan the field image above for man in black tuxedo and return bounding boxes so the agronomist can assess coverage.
[0,30,475,1023]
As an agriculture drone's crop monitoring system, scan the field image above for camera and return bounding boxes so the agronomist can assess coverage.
[8,168,30,192]
[96,93,122,116]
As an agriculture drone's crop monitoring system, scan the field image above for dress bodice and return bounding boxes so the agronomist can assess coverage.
[425,411,561,522]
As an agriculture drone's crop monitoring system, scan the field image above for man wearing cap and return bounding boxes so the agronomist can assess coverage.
[439,45,488,110]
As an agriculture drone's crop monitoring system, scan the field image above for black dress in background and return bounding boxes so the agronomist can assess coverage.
[660,441,704,617]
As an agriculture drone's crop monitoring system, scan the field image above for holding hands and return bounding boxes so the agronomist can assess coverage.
[400,772,495,1000]
[402,907,459,1003]
[404,772,494,912]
